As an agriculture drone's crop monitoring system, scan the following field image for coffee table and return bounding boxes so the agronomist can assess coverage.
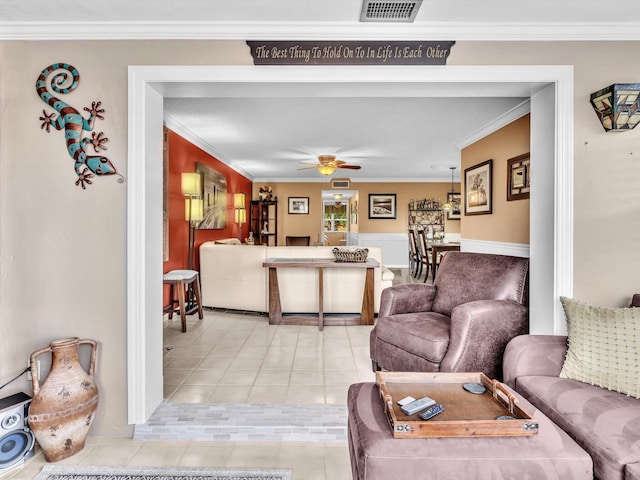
[347,382,593,480]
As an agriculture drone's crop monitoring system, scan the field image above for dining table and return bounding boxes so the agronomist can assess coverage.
[427,241,461,280]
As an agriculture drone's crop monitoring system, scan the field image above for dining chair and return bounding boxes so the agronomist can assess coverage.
[408,229,421,278]
[416,229,433,283]
[285,235,311,246]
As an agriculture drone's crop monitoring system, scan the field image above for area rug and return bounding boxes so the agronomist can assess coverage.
[34,465,292,480]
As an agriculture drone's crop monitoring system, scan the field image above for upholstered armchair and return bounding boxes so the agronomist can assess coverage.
[370,251,529,380]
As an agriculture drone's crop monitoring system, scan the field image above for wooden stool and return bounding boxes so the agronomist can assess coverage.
[163,269,203,332]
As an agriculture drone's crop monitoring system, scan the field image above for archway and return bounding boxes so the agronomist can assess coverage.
[127,65,573,423]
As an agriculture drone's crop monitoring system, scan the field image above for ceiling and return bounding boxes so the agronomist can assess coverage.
[3,0,640,40]
[164,93,527,183]
[5,0,637,182]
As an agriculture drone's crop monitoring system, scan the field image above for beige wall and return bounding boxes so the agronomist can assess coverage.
[1,39,640,435]
[262,181,460,245]
[461,115,530,244]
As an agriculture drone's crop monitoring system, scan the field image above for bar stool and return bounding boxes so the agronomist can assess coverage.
[162,269,203,332]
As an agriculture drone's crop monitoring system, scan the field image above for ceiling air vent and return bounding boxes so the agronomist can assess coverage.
[332,179,350,189]
[360,0,423,22]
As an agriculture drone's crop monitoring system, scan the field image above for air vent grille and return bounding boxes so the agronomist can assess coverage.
[360,0,422,22]
[332,179,350,189]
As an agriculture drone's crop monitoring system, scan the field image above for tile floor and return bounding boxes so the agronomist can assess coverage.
[7,269,418,480]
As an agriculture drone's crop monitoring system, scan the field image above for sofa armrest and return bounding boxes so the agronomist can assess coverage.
[502,334,568,389]
[440,300,529,381]
[378,284,436,317]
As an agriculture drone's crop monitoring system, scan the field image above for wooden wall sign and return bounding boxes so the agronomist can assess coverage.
[247,41,455,66]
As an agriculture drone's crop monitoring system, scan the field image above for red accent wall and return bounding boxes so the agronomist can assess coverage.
[163,129,252,304]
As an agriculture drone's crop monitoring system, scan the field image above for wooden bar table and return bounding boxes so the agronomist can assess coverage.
[262,257,379,330]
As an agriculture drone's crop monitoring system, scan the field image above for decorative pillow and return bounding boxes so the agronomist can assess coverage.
[559,296,640,398]
[214,238,242,245]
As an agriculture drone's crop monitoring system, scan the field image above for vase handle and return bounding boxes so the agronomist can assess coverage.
[30,346,52,396]
[78,339,98,378]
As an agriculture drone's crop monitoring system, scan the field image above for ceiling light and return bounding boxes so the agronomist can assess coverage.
[590,83,640,131]
[317,164,336,176]
[442,167,457,211]
[333,193,343,200]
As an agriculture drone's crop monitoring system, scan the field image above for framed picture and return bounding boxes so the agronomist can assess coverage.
[368,193,397,219]
[507,153,531,201]
[464,159,493,216]
[350,200,358,224]
[288,196,309,214]
[196,162,227,229]
[446,192,461,220]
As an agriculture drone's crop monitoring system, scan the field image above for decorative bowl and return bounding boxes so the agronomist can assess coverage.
[332,247,369,263]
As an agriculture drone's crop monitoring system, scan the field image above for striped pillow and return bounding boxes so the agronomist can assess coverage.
[559,296,640,398]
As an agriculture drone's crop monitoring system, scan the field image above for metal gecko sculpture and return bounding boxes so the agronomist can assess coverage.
[36,63,123,189]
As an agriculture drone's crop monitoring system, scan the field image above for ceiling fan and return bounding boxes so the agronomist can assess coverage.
[297,155,362,176]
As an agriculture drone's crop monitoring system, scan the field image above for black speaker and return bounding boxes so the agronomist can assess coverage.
[0,392,34,474]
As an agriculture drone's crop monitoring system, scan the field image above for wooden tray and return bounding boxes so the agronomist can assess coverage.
[376,372,539,438]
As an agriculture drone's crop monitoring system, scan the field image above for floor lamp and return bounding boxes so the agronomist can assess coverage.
[182,172,203,312]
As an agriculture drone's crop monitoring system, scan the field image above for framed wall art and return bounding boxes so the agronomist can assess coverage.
[368,193,396,219]
[507,153,530,201]
[464,159,493,216]
[197,163,227,229]
[288,196,309,214]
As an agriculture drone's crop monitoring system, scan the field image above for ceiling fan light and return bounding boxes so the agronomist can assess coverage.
[317,164,336,175]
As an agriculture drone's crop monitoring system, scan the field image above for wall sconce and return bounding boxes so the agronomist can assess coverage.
[234,193,246,240]
[590,83,640,131]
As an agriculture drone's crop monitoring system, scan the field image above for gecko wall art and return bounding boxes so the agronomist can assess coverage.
[36,63,124,189]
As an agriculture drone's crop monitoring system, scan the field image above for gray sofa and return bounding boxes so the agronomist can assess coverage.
[503,334,640,480]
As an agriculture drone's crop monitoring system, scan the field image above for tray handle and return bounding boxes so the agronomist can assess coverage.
[493,380,517,415]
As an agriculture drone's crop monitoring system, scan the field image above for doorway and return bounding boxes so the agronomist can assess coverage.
[321,190,356,246]
[127,65,573,424]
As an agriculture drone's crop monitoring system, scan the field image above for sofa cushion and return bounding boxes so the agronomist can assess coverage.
[374,312,450,364]
[559,296,640,398]
[516,375,640,480]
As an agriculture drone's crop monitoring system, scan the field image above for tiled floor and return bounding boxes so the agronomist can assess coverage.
[162,311,376,405]
[8,269,418,480]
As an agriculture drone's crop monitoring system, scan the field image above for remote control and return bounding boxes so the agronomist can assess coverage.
[400,396,436,415]
[397,396,416,407]
[419,404,445,420]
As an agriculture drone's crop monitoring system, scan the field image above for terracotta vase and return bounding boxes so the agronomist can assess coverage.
[27,338,99,462]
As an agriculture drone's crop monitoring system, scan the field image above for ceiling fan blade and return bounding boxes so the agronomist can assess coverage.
[337,165,362,170]
[334,159,346,166]
[296,166,317,171]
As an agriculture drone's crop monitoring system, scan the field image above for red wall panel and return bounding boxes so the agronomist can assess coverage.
[163,129,252,305]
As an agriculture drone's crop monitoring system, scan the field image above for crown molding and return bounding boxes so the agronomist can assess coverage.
[457,98,531,150]
[163,114,255,181]
[3,21,640,40]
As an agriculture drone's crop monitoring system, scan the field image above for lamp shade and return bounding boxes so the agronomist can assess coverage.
[233,193,246,209]
[181,172,202,196]
[590,83,640,131]
[185,198,204,222]
[235,208,246,224]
